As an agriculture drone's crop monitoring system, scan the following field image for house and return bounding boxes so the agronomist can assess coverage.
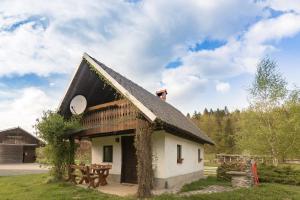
[0,127,43,164]
[59,53,214,189]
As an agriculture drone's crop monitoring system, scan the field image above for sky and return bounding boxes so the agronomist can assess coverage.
[0,0,300,132]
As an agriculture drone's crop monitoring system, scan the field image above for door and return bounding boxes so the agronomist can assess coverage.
[23,146,36,163]
[121,136,137,184]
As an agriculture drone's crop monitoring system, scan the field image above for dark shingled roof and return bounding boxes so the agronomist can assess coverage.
[89,56,214,145]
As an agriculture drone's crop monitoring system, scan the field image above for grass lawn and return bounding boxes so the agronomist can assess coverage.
[155,183,300,200]
[0,174,300,200]
[0,174,127,200]
[180,176,230,192]
[279,163,300,170]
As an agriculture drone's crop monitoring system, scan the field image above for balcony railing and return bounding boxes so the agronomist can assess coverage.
[81,99,138,134]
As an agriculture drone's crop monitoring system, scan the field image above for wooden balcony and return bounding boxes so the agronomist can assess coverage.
[80,99,139,136]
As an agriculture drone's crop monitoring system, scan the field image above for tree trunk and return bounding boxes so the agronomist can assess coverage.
[69,137,75,165]
[135,118,153,198]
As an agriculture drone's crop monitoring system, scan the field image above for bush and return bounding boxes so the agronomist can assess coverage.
[36,147,50,165]
[258,164,300,185]
[35,111,82,181]
[217,162,246,181]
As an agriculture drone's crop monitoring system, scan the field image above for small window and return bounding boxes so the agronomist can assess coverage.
[198,149,202,162]
[103,145,113,162]
[177,145,183,164]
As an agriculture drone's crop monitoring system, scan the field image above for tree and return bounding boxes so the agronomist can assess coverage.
[203,108,209,115]
[35,111,81,181]
[192,107,239,154]
[223,117,235,153]
[237,57,299,164]
[250,58,287,106]
[135,118,153,198]
[224,106,229,115]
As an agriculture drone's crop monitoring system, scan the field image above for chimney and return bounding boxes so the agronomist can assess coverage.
[156,89,167,101]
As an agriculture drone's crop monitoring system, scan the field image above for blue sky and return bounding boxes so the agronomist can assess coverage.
[0,0,300,131]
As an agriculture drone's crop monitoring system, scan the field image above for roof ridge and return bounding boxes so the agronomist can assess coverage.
[85,54,213,145]
[59,53,213,145]
[0,127,42,142]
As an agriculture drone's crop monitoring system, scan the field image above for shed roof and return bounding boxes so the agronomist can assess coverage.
[0,127,43,144]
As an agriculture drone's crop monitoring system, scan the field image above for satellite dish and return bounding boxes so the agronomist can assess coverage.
[70,95,87,115]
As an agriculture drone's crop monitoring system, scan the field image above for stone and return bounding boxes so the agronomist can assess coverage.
[179,185,236,197]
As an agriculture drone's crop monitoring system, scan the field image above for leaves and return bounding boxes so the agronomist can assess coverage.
[34,111,82,180]
[236,57,300,162]
[250,57,287,105]
[191,57,300,161]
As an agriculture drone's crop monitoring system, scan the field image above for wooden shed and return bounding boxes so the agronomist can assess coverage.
[0,127,43,164]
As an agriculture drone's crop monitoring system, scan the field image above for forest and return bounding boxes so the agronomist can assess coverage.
[188,58,300,164]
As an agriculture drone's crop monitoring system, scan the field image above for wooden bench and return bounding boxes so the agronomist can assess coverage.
[68,164,80,184]
[68,164,98,188]
[90,164,112,186]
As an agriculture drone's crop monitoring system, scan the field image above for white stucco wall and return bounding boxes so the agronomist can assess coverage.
[151,131,204,179]
[91,131,204,179]
[164,132,204,178]
[91,136,122,175]
[152,131,166,178]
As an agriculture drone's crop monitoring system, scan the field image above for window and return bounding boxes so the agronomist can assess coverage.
[198,149,202,162]
[103,145,113,162]
[177,145,183,164]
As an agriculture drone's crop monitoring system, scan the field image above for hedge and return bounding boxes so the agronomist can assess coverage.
[258,165,300,185]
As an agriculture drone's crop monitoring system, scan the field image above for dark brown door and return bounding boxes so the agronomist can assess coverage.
[23,146,36,163]
[121,136,137,184]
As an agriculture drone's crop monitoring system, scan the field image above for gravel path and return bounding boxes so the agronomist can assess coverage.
[179,185,236,197]
[0,163,49,176]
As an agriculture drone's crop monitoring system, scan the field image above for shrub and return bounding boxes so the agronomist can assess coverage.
[258,164,300,185]
[35,111,82,181]
[36,146,50,165]
[217,162,246,181]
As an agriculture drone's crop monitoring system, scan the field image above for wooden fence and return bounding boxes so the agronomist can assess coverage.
[215,154,273,164]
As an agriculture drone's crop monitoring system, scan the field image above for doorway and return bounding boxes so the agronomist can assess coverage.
[121,136,137,184]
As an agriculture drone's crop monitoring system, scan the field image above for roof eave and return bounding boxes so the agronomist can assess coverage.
[156,120,214,145]
[82,53,157,122]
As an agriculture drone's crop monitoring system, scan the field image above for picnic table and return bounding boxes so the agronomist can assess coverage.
[91,164,111,186]
[68,164,111,188]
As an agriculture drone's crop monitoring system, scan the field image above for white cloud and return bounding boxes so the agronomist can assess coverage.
[264,0,300,13]
[216,82,231,93]
[0,0,262,80]
[0,0,299,126]
[0,87,57,132]
[244,13,300,43]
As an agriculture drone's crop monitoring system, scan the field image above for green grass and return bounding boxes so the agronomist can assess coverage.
[0,174,128,200]
[181,176,230,192]
[204,153,219,167]
[155,183,300,200]
[0,174,300,200]
[279,163,300,170]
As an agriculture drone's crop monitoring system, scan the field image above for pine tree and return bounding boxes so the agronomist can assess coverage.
[224,106,229,115]
[203,108,209,115]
